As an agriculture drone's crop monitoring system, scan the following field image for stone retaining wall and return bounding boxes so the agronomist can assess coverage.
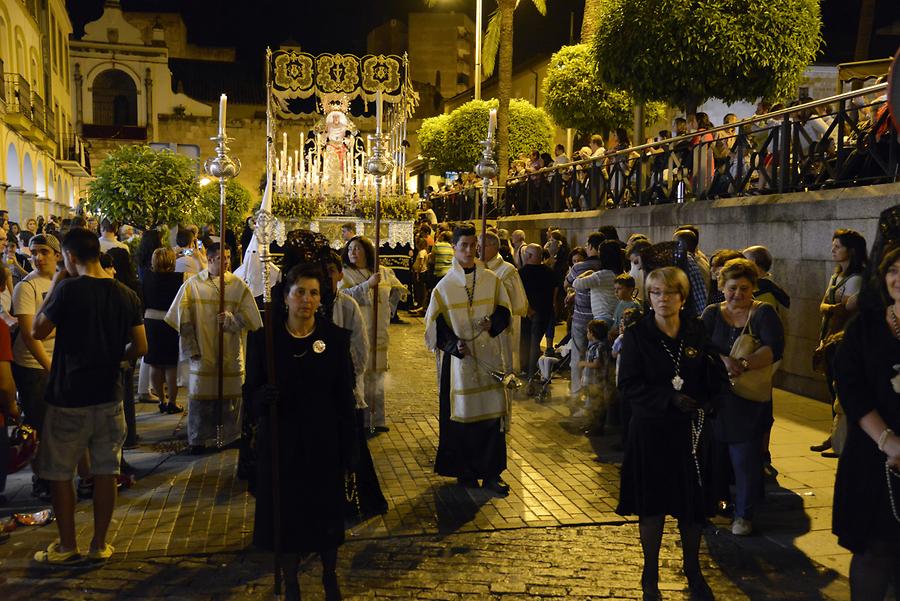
[498,183,900,401]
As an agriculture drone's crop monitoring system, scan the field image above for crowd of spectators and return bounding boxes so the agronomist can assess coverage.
[503,84,895,215]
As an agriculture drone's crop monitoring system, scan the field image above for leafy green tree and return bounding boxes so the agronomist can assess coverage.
[425,0,549,185]
[424,99,552,173]
[543,45,665,136]
[196,179,253,234]
[86,145,200,229]
[593,0,823,111]
[418,113,452,174]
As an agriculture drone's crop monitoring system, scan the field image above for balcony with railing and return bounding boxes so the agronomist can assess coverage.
[57,133,91,177]
[493,83,898,219]
[2,74,32,131]
[34,103,58,155]
[27,91,56,150]
[0,59,5,110]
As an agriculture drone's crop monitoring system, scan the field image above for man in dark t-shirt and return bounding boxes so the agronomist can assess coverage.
[518,243,559,379]
[31,227,147,565]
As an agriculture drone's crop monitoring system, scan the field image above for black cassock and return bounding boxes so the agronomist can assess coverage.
[434,305,511,480]
[245,319,358,554]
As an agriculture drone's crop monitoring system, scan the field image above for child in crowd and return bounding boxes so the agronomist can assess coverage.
[574,319,611,433]
[611,273,641,332]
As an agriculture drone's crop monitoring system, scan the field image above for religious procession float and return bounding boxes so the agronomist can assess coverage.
[265,49,420,251]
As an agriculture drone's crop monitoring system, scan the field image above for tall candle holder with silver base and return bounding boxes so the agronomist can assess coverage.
[365,132,394,435]
[204,134,241,449]
[474,131,497,240]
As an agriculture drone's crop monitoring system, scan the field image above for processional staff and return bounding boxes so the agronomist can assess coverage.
[365,89,394,434]
[252,46,285,599]
[204,93,241,450]
[476,108,498,241]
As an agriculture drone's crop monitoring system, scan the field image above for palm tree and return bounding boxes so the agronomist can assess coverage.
[482,1,547,185]
[425,0,548,186]
[580,0,603,45]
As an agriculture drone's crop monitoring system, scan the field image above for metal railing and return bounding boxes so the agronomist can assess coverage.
[59,133,91,175]
[31,91,45,133]
[3,73,32,120]
[503,83,897,215]
[0,60,5,103]
[44,104,56,141]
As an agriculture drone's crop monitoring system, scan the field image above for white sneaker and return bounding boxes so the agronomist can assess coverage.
[732,517,752,536]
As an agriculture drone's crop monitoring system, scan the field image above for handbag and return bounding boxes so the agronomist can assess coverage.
[728,302,778,402]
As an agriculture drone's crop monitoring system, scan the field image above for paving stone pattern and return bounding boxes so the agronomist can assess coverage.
[0,318,855,600]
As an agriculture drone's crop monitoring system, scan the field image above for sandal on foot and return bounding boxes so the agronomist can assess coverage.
[33,542,84,566]
[88,543,114,562]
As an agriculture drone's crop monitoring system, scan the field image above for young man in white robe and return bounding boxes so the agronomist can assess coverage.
[479,231,528,372]
[165,243,262,453]
[425,224,513,496]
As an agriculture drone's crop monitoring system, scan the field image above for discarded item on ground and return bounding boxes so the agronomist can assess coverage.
[13,509,54,526]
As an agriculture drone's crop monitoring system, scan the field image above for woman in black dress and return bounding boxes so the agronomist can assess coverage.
[617,266,726,601]
[142,248,185,413]
[833,245,900,600]
[247,263,357,601]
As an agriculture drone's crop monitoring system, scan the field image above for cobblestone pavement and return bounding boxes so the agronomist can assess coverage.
[0,317,854,600]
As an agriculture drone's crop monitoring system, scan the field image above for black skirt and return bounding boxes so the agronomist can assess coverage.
[144,317,179,366]
[616,412,716,522]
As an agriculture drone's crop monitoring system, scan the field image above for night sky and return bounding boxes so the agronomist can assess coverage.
[65,1,899,68]
[65,0,587,63]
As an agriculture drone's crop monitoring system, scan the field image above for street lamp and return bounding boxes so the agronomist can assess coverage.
[474,0,482,101]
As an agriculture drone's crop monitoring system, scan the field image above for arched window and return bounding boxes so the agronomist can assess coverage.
[92,69,137,126]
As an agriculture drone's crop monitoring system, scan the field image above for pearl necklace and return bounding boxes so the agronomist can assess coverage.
[889,307,900,340]
[660,336,685,391]
[880,308,900,522]
[691,410,705,488]
[661,333,703,487]
[886,462,900,523]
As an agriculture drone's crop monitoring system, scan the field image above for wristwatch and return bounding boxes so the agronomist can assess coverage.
[738,358,751,370]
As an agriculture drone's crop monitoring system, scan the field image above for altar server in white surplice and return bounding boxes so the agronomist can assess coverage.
[338,235,407,431]
[425,224,513,497]
[165,243,262,451]
[479,231,528,372]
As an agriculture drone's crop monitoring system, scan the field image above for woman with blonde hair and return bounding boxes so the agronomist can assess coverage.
[142,247,186,414]
[617,266,726,601]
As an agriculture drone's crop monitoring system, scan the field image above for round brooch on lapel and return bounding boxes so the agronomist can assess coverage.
[685,347,699,359]
[313,340,326,354]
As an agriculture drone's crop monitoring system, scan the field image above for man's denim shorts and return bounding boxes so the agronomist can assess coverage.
[37,401,127,480]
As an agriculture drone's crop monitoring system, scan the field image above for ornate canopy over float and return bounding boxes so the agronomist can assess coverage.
[265,49,419,246]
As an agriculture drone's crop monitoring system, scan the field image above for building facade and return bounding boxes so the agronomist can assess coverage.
[1,0,89,224]
[408,12,475,101]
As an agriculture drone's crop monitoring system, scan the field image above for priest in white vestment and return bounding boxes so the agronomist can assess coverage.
[479,231,528,372]
[165,243,262,451]
[425,224,512,496]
